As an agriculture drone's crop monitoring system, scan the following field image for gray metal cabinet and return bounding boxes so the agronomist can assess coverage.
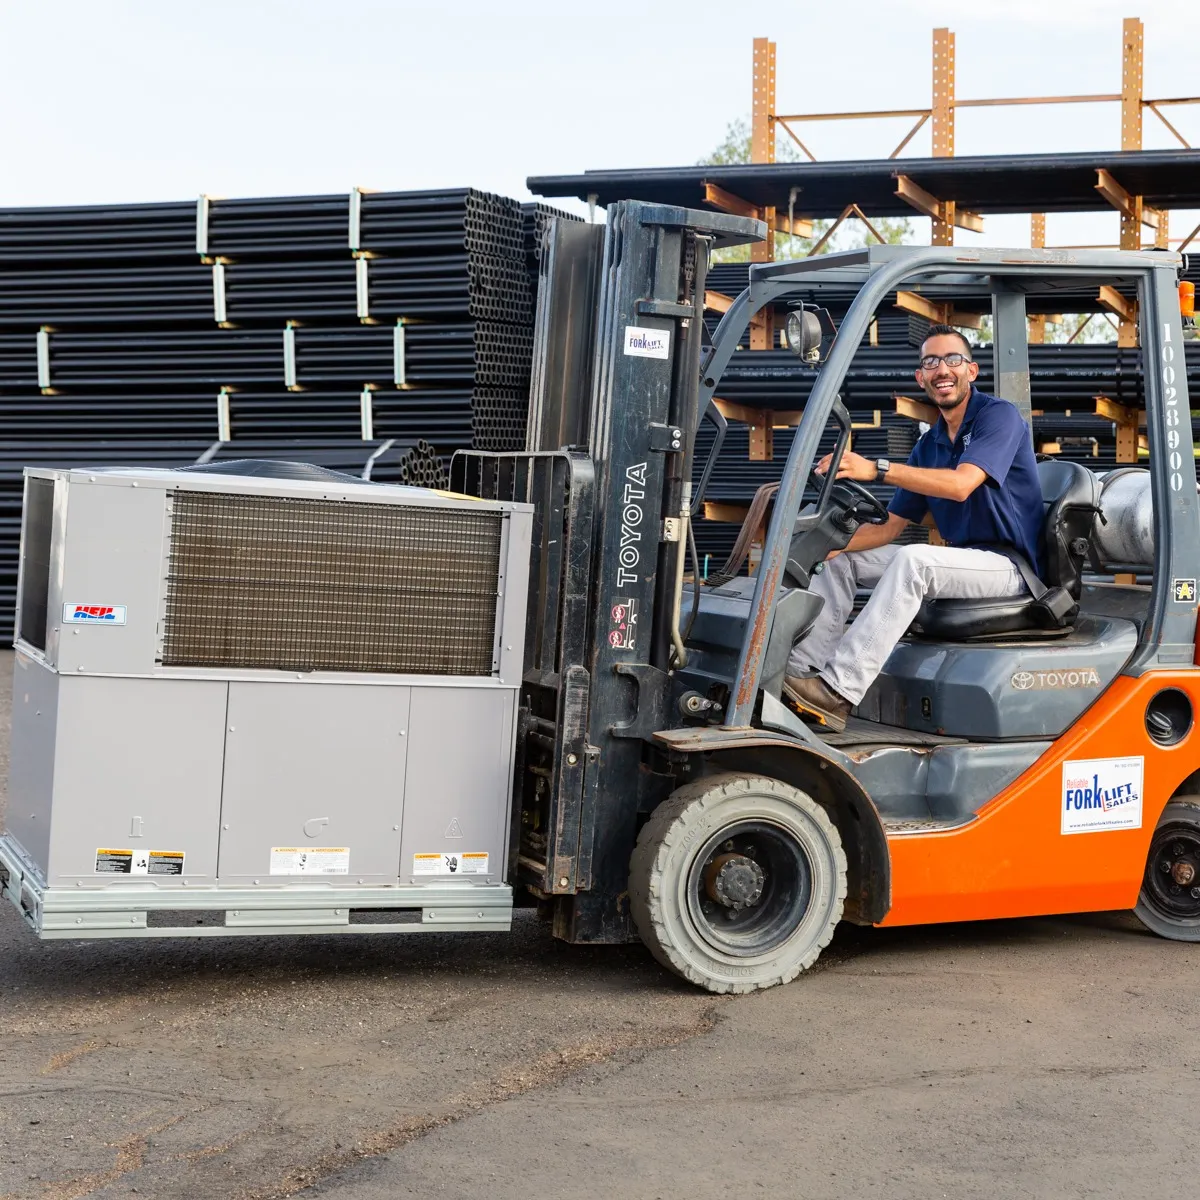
[217,682,412,883]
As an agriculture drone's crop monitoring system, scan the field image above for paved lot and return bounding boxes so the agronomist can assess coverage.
[1,648,1197,1199]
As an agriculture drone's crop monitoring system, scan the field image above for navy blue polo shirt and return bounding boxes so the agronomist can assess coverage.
[888,386,1044,574]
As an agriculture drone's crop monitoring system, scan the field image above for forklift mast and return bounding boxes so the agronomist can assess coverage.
[454,202,762,942]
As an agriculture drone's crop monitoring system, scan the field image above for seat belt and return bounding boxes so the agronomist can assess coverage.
[976,543,1078,628]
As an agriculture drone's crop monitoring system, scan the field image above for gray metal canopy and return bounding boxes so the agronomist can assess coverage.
[529,149,1200,219]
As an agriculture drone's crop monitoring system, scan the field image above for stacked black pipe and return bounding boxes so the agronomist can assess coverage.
[397,440,450,489]
[0,187,545,637]
[521,202,582,274]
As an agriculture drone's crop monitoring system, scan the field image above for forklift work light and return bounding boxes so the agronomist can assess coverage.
[784,308,823,361]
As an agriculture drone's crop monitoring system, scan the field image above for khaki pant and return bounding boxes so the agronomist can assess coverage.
[786,543,1024,705]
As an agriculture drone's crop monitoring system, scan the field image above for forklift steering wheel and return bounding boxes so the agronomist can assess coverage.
[809,470,890,526]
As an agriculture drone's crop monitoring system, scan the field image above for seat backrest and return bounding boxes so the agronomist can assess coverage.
[1036,459,1102,598]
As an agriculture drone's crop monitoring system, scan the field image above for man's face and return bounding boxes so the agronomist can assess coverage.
[915,333,979,412]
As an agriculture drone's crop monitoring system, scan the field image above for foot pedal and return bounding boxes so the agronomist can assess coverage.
[782,687,832,727]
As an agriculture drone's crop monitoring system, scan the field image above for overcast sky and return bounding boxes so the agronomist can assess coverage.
[1,0,1197,249]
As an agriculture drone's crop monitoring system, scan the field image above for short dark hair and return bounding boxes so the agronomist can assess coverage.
[920,324,973,359]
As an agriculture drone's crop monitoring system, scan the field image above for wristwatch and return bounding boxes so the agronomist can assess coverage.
[875,458,891,481]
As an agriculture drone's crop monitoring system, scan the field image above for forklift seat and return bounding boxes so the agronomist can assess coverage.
[913,459,1102,640]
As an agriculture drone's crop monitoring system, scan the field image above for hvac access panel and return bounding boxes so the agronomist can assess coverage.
[51,480,166,677]
[399,686,515,885]
[10,665,228,888]
[216,682,413,883]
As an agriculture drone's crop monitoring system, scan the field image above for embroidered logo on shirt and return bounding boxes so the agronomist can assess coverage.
[962,431,972,446]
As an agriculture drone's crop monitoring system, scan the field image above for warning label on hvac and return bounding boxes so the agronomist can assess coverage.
[95,849,185,875]
[413,852,489,876]
[269,847,350,875]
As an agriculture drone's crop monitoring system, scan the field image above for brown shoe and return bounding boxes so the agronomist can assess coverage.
[782,674,851,732]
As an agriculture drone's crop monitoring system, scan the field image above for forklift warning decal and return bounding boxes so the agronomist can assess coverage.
[413,852,489,875]
[269,847,349,875]
[622,326,671,360]
[1061,756,1143,835]
[95,849,185,875]
[609,598,639,650]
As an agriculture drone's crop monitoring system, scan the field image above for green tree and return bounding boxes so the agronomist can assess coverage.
[1042,314,1118,345]
[700,118,913,262]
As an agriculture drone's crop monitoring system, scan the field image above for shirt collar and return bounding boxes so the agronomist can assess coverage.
[933,384,984,447]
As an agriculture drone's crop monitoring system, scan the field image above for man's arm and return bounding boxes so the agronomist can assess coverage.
[816,449,986,501]
[874,459,986,502]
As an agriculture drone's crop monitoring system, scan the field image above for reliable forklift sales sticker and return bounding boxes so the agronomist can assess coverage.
[95,849,184,875]
[269,847,349,875]
[622,326,671,360]
[413,852,489,876]
[1061,756,1144,835]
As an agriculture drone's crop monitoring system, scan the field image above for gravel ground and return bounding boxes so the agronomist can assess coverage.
[1,648,1198,1199]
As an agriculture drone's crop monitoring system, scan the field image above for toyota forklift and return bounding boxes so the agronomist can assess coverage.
[454,200,1200,992]
[4,201,1198,995]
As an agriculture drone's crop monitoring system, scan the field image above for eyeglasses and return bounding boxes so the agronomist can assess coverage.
[919,352,972,371]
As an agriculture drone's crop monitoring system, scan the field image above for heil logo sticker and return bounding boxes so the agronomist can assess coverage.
[1061,755,1143,834]
[623,325,671,360]
[63,603,127,625]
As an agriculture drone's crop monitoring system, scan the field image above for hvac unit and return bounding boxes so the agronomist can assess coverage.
[0,465,531,938]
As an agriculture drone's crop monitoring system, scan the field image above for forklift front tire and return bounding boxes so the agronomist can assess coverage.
[1135,798,1200,941]
[629,772,847,994]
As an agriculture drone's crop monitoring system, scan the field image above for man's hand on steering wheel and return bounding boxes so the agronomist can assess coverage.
[815,449,875,482]
[811,453,890,527]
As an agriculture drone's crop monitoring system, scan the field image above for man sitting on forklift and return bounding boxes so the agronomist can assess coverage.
[783,324,1044,732]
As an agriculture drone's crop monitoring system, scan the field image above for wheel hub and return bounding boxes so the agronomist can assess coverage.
[1171,859,1196,887]
[686,820,814,957]
[1144,825,1200,920]
[705,853,766,911]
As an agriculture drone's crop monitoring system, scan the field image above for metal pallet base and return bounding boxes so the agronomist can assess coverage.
[0,836,513,940]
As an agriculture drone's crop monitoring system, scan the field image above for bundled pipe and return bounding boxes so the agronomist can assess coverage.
[0,200,195,264]
[397,439,449,489]
[520,202,583,273]
[21,322,533,390]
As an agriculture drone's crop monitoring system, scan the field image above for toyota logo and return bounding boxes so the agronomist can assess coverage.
[1011,671,1035,690]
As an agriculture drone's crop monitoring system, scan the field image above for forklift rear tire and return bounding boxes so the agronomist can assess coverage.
[629,771,847,994]
[1135,798,1200,941]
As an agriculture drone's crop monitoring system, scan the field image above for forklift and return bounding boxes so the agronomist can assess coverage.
[3,200,1197,994]
[454,200,1200,992]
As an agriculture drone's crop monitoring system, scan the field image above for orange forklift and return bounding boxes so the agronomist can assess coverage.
[470,206,1200,992]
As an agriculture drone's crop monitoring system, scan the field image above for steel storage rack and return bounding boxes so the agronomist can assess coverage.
[0,464,532,938]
